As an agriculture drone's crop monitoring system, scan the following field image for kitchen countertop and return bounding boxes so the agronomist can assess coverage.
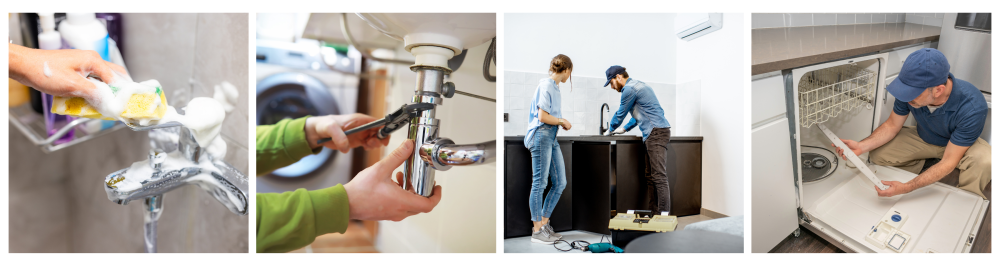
[752,23,941,75]
[504,135,704,141]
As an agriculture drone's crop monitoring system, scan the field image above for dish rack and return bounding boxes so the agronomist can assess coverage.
[798,64,878,128]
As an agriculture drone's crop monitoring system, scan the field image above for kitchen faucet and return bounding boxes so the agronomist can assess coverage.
[104,127,248,253]
[599,103,610,135]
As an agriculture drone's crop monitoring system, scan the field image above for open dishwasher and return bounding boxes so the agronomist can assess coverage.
[752,52,989,253]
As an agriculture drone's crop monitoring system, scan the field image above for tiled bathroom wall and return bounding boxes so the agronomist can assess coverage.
[752,13,907,29]
[905,13,946,27]
[8,13,248,253]
[503,71,676,138]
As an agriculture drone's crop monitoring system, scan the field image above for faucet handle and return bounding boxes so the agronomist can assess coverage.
[148,150,167,170]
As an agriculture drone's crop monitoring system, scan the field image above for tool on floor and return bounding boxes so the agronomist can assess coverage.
[817,124,888,190]
[316,102,435,144]
[553,235,622,253]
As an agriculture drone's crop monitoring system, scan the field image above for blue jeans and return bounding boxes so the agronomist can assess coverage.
[528,124,566,222]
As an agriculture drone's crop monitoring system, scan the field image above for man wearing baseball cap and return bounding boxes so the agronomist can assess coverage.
[833,48,990,199]
[603,65,673,214]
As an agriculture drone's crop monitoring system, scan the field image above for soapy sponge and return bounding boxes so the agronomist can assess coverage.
[120,87,168,120]
[51,80,168,122]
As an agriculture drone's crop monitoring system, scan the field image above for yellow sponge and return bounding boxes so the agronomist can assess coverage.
[120,92,169,120]
[51,96,111,120]
[51,82,168,121]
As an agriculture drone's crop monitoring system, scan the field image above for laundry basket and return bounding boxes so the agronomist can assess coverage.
[798,64,878,128]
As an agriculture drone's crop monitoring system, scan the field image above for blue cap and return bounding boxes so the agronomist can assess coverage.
[886,48,951,102]
[604,65,626,87]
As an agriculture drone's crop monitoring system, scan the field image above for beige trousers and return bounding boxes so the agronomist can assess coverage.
[869,126,991,199]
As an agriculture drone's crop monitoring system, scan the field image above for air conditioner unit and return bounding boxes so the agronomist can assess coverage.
[675,13,723,41]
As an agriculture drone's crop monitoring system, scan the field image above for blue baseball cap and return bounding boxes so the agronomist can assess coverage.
[604,65,626,87]
[886,48,951,102]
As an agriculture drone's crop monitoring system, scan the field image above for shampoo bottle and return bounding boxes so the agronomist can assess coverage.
[58,13,110,61]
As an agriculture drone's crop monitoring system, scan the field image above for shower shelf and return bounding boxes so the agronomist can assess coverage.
[798,64,878,128]
[9,104,127,153]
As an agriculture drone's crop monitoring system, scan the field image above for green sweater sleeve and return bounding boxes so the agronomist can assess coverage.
[255,116,321,175]
[255,117,350,253]
[256,185,351,253]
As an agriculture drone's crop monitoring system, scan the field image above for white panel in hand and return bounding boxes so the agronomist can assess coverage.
[817,124,888,190]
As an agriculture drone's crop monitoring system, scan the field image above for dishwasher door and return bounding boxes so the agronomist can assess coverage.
[788,53,989,252]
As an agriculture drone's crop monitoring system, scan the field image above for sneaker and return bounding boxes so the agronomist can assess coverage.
[530,228,557,244]
[543,223,562,239]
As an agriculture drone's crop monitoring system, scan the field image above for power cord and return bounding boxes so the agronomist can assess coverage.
[552,235,616,252]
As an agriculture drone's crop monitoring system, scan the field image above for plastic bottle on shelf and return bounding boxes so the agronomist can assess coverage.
[37,13,63,50]
[58,13,110,61]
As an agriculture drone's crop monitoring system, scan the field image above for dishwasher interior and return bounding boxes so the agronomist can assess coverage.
[789,55,989,253]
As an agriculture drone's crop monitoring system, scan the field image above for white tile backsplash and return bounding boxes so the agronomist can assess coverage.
[752,13,785,29]
[872,13,886,23]
[856,13,872,24]
[504,71,682,137]
[904,13,945,27]
[788,13,814,27]
[753,13,911,29]
[836,14,855,25]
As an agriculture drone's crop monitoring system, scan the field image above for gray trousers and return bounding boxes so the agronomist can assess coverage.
[644,127,671,214]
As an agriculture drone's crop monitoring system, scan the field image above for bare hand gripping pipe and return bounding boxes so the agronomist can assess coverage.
[350,13,498,197]
[402,67,496,197]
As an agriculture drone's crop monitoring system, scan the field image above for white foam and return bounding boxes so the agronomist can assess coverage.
[213,81,239,113]
[86,77,160,125]
[115,152,208,192]
[160,97,226,148]
[206,136,228,160]
[43,61,52,77]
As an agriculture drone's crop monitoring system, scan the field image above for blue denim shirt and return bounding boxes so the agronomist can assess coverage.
[892,73,988,147]
[609,78,670,142]
[525,78,563,148]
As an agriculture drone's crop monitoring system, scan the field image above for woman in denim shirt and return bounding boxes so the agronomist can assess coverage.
[524,54,573,244]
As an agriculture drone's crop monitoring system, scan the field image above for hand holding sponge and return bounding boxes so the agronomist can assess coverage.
[51,78,168,125]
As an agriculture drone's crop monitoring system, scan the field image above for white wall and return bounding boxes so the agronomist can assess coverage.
[505,13,676,84]
[675,13,744,217]
[375,40,496,253]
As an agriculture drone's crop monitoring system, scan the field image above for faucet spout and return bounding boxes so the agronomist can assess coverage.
[104,157,249,215]
[600,103,610,135]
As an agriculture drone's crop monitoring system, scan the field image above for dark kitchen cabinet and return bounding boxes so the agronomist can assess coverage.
[503,136,702,238]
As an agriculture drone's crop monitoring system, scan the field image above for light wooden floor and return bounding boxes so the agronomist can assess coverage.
[288,221,378,253]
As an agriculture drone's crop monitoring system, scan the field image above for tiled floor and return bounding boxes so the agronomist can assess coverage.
[289,221,378,253]
[503,214,715,253]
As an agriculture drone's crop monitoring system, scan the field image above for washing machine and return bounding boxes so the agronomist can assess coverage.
[255,39,360,193]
